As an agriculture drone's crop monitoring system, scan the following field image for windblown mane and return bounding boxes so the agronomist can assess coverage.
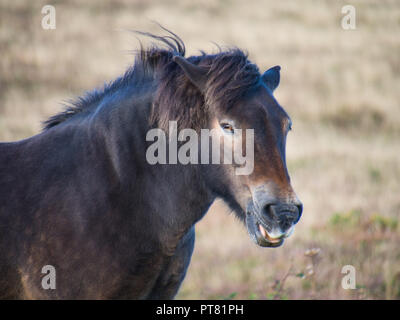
[43,29,261,131]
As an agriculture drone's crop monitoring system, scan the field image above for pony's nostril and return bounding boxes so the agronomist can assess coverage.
[295,204,303,222]
[261,204,277,222]
[261,203,302,228]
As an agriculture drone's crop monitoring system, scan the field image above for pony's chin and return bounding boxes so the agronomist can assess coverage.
[245,213,285,248]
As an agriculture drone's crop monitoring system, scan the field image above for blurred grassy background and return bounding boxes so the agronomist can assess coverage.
[1,0,399,299]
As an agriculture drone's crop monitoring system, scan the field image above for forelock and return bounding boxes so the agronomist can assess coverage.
[204,49,261,109]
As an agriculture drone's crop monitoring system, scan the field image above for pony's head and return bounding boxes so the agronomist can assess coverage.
[170,52,302,247]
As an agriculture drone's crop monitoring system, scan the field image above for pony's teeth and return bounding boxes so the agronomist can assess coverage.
[259,224,281,243]
[259,224,267,238]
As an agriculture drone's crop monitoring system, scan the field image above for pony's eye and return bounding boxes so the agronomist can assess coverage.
[221,123,234,133]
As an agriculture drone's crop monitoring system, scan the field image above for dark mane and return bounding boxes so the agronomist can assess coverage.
[152,47,261,131]
[43,30,261,131]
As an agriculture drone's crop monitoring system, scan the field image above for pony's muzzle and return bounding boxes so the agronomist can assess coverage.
[246,199,302,247]
[262,203,302,233]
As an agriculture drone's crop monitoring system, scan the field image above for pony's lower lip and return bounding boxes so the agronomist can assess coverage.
[258,224,283,244]
[245,213,284,247]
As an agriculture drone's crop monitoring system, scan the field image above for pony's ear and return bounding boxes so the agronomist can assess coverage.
[261,66,281,92]
[173,56,208,92]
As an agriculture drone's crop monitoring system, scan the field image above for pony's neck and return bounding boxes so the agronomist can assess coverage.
[89,83,215,240]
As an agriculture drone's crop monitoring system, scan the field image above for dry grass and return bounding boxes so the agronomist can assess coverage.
[0,0,399,299]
